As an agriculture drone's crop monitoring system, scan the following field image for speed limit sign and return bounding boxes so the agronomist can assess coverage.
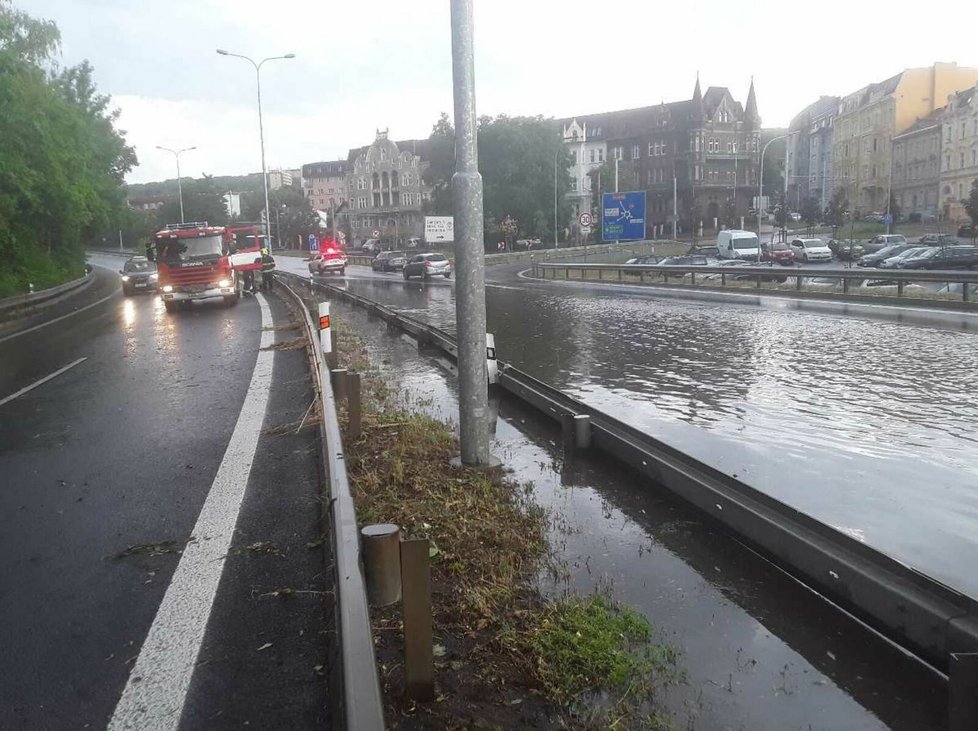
[579,212,593,228]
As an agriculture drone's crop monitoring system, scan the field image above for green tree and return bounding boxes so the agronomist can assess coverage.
[477,115,572,242]
[964,179,978,229]
[800,196,820,233]
[887,192,901,227]
[157,176,229,226]
[0,0,135,296]
[760,131,786,198]
[823,187,848,238]
[422,113,455,215]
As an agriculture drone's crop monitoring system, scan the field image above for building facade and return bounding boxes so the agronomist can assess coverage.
[891,109,943,221]
[268,169,299,190]
[345,130,426,244]
[302,160,350,212]
[560,78,760,237]
[786,96,839,211]
[833,63,978,214]
[940,85,978,222]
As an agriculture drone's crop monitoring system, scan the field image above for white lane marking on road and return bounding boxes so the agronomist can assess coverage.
[0,292,116,344]
[108,294,275,731]
[0,357,88,408]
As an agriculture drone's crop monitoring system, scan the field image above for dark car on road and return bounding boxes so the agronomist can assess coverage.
[857,243,918,267]
[119,256,158,295]
[371,251,406,272]
[864,234,907,254]
[827,239,866,261]
[958,224,978,240]
[894,245,978,270]
[917,233,959,246]
[761,241,795,265]
[403,252,452,280]
[624,255,662,265]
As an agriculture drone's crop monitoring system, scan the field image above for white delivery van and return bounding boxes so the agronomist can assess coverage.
[717,230,760,260]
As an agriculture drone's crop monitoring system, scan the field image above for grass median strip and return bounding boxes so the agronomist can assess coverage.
[329,318,679,728]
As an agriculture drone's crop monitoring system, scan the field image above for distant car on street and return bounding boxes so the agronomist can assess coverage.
[624,255,663,265]
[893,245,978,270]
[857,243,918,267]
[361,238,381,255]
[827,239,866,261]
[864,234,907,253]
[372,251,406,272]
[956,224,977,239]
[917,233,959,246]
[307,246,347,276]
[659,255,711,267]
[789,238,832,263]
[403,252,452,280]
[119,256,158,295]
[761,241,795,266]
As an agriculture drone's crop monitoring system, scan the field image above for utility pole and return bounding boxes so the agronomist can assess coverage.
[450,0,490,466]
[553,148,559,248]
[672,170,678,240]
[759,134,788,245]
[156,146,196,223]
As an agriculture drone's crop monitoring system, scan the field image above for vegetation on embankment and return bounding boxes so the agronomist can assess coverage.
[328,317,679,728]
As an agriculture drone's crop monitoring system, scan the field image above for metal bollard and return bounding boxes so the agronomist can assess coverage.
[574,414,592,449]
[401,538,434,701]
[348,372,362,440]
[361,524,401,607]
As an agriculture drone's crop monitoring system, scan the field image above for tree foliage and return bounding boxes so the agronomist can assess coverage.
[422,112,455,216]
[965,179,978,227]
[800,196,821,228]
[823,187,848,236]
[240,184,318,248]
[0,0,135,296]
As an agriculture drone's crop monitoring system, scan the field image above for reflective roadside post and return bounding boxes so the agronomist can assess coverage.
[450,0,490,466]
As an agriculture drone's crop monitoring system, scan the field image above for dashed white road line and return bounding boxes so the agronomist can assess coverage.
[108,294,275,730]
[0,357,88,408]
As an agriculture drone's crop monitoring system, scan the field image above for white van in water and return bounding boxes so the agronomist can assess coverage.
[717,229,760,260]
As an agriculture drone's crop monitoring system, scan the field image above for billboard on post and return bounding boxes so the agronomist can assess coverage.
[424,216,455,243]
[601,191,646,242]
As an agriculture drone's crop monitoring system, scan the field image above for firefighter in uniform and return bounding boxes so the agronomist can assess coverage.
[259,246,276,292]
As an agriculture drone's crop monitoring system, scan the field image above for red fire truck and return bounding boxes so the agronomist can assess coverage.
[149,222,241,312]
[225,222,265,292]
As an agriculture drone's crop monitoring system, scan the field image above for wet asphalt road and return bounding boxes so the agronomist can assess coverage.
[0,260,329,728]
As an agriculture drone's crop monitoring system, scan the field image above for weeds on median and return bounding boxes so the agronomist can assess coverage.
[325,311,679,728]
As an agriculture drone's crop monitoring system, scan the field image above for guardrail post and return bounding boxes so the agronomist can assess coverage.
[401,538,434,701]
[721,272,726,286]
[691,272,696,286]
[348,372,362,440]
[843,277,850,294]
[756,274,762,289]
[361,524,401,606]
[331,368,348,401]
[795,275,802,291]
[574,414,591,449]
[618,268,622,282]
[898,279,905,297]
[949,652,978,731]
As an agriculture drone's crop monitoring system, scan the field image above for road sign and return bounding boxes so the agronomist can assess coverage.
[883,213,893,225]
[601,191,646,242]
[424,216,455,243]
[371,229,381,239]
[308,234,319,252]
[578,211,593,228]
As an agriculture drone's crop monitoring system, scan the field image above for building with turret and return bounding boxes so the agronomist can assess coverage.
[560,77,761,237]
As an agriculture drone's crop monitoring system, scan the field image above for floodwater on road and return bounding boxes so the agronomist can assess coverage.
[325,266,978,600]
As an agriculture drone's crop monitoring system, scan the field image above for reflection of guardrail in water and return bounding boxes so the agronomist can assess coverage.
[275,278,385,731]
[278,270,978,685]
[530,262,978,307]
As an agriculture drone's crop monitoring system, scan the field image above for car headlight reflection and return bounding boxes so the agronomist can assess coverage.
[121,275,130,282]
[162,285,173,293]
[218,278,230,288]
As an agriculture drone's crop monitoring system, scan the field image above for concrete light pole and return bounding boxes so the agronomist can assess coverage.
[216,49,295,244]
[759,134,788,245]
[553,148,559,248]
[156,146,196,223]
[450,0,491,466]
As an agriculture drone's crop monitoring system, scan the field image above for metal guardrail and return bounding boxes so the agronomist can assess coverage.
[0,271,94,319]
[275,278,385,731]
[280,270,978,678]
[530,261,978,306]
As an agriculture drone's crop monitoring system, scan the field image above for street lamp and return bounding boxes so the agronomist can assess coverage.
[553,148,559,248]
[759,134,788,249]
[216,49,295,244]
[156,145,196,223]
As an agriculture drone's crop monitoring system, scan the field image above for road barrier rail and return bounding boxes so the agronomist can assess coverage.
[530,261,978,308]
[0,270,95,322]
[276,277,385,731]
[278,270,978,684]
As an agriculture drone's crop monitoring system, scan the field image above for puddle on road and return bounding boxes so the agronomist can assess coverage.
[331,298,945,731]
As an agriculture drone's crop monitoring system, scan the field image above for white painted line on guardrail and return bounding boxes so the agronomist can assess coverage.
[108,294,274,731]
[0,292,116,344]
[0,357,88,408]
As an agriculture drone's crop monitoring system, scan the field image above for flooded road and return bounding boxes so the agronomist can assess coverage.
[327,294,945,730]
[311,262,978,600]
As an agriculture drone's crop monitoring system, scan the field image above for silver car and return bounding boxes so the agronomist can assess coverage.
[403,253,453,280]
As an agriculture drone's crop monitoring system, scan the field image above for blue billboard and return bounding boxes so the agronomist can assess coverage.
[601,191,646,242]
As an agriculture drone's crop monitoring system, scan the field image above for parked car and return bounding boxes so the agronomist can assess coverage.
[893,245,978,270]
[878,247,933,269]
[689,245,721,258]
[307,246,347,276]
[406,237,423,249]
[857,243,918,267]
[917,233,959,246]
[716,230,760,260]
[119,256,158,295]
[760,241,795,266]
[789,238,832,263]
[864,234,907,254]
[957,224,978,240]
[361,238,381,255]
[827,239,866,261]
[372,251,407,272]
[403,252,453,280]
[659,255,711,267]
[624,256,662,265]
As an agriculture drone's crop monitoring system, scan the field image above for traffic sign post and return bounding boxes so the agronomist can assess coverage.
[601,191,646,242]
[371,229,381,239]
[578,211,593,228]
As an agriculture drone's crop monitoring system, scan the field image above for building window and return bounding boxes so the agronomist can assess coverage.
[648,142,655,156]
[570,150,577,165]
[960,152,965,169]
[570,179,578,192]
[589,149,595,163]
[632,145,640,160]
[615,146,623,161]
[358,196,367,209]
[946,154,951,170]
[598,148,604,162]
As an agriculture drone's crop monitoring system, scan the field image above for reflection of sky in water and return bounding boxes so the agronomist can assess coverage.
[339,276,978,598]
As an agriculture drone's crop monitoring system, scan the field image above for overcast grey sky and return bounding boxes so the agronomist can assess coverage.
[17,0,978,184]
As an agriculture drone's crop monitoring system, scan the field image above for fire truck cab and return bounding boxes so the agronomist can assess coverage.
[149,222,241,312]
